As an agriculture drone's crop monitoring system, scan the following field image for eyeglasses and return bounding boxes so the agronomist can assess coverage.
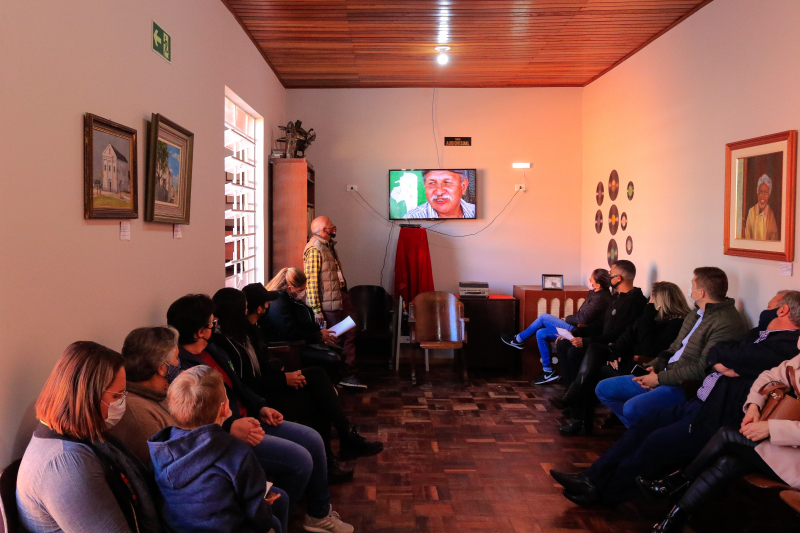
[204,319,218,330]
[104,388,127,399]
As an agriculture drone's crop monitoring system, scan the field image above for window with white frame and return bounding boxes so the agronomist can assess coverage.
[224,96,260,288]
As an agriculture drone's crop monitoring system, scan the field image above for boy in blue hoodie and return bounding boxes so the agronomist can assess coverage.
[149,365,289,533]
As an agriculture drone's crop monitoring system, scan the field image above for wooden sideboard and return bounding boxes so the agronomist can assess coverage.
[512,285,589,380]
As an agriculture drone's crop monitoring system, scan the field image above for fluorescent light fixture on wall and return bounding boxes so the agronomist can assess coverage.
[512,163,531,169]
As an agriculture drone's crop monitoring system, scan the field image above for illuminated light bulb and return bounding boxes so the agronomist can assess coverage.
[435,46,450,66]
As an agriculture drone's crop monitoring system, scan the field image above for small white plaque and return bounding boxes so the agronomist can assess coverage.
[173,224,182,239]
[120,221,131,241]
[779,262,793,276]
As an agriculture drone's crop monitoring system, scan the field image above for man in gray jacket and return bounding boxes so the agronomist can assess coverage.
[595,267,747,427]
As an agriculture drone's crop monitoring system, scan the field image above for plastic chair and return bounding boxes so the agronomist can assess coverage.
[0,459,21,533]
[408,291,469,385]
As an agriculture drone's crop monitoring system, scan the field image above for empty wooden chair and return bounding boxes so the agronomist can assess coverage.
[0,459,21,533]
[408,291,468,385]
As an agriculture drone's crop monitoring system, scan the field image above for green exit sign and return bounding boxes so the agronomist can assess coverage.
[152,21,171,62]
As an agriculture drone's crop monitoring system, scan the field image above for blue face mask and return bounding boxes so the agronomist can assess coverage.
[759,308,780,330]
[165,362,182,384]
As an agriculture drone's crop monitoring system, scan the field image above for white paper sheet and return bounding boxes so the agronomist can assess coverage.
[120,220,131,241]
[556,327,574,340]
[329,316,356,336]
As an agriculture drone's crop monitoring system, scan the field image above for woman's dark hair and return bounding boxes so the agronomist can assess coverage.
[591,268,611,290]
[122,326,179,382]
[212,288,250,344]
[166,294,214,346]
[36,341,124,442]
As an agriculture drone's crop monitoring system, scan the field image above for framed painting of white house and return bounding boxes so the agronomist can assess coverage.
[145,114,194,224]
[83,113,138,219]
[724,130,796,262]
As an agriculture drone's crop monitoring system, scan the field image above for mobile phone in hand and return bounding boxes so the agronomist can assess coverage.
[630,364,649,378]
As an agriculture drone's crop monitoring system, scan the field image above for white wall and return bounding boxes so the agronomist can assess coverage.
[286,88,584,295]
[0,0,285,464]
[581,0,800,323]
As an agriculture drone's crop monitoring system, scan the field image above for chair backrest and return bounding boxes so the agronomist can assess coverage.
[0,459,22,533]
[409,291,464,343]
[349,285,392,332]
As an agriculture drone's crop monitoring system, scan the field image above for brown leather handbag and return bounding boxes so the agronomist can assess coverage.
[758,365,800,422]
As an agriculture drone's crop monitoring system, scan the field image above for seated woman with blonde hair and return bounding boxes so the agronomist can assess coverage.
[16,341,162,533]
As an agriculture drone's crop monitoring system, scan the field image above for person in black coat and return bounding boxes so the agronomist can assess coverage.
[554,281,689,435]
[551,260,648,433]
[550,290,800,507]
[212,286,384,484]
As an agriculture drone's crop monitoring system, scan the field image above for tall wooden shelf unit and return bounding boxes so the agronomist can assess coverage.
[269,158,314,277]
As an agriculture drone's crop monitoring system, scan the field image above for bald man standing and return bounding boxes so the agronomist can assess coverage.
[304,216,365,389]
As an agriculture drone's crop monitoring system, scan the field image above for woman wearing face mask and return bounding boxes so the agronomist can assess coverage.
[212,286,383,485]
[502,268,613,385]
[263,267,341,378]
[17,341,163,533]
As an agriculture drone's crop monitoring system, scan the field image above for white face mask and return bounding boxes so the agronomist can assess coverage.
[102,396,126,429]
[293,289,306,300]
[588,281,596,291]
[688,285,700,304]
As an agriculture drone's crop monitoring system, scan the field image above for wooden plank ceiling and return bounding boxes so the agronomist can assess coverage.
[222,0,713,88]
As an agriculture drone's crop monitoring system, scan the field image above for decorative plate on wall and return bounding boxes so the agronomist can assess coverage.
[620,212,628,231]
[608,170,619,201]
[607,239,618,267]
[608,205,619,235]
[626,236,633,255]
[595,210,603,233]
[596,182,605,206]
[627,181,635,201]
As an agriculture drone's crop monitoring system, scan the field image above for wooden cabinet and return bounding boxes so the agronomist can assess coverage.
[512,285,589,379]
[459,295,518,371]
[269,158,314,277]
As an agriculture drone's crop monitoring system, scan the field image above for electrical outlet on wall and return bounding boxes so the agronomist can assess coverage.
[346,185,358,191]
[515,184,526,192]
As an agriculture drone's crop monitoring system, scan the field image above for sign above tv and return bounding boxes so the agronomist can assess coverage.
[444,137,471,146]
[389,169,477,220]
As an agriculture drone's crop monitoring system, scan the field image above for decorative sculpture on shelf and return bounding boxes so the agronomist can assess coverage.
[277,120,316,159]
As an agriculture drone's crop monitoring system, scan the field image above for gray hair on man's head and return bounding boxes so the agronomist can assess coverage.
[757,174,773,195]
[777,290,800,327]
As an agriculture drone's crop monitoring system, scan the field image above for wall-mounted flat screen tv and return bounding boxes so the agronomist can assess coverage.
[389,169,477,220]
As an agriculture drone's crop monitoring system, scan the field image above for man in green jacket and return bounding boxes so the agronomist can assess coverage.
[595,267,747,427]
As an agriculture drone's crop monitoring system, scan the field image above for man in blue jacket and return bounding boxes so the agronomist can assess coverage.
[149,365,288,533]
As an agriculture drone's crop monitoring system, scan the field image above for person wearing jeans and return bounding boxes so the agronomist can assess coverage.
[595,266,747,428]
[502,268,612,385]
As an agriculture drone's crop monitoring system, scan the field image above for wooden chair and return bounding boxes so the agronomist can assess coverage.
[407,291,469,385]
[267,341,305,371]
[780,490,800,515]
[0,459,21,533]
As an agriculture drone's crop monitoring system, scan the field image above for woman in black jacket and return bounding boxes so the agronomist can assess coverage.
[554,281,689,435]
[212,285,382,484]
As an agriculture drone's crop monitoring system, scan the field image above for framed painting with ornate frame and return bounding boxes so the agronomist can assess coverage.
[724,130,796,262]
[145,113,194,224]
[84,113,138,219]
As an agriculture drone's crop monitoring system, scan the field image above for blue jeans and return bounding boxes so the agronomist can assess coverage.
[518,314,573,370]
[595,375,686,428]
[251,420,331,519]
[269,486,290,533]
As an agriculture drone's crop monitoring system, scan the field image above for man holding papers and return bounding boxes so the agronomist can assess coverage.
[304,215,365,389]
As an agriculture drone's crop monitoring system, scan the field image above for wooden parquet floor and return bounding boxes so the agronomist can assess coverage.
[318,366,799,533]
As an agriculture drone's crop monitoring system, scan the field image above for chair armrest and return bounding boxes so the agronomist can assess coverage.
[268,341,306,347]
[633,355,655,364]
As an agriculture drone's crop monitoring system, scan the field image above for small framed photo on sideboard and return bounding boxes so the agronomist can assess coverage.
[542,274,564,291]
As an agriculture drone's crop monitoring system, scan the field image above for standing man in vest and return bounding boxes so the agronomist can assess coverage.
[304,216,365,389]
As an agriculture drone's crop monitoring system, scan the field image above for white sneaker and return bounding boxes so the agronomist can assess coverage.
[303,506,354,533]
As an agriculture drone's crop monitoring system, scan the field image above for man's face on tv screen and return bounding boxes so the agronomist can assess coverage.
[423,171,467,217]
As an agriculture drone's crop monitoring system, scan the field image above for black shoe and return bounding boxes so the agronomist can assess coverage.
[558,418,593,436]
[549,470,599,499]
[563,488,599,507]
[338,376,368,389]
[549,384,579,410]
[651,505,688,533]
[561,407,573,418]
[637,471,690,500]
[327,455,354,485]
[339,426,384,461]
[533,370,559,385]
[500,333,524,349]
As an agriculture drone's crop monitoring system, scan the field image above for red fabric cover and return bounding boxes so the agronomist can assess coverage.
[394,227,435,304]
